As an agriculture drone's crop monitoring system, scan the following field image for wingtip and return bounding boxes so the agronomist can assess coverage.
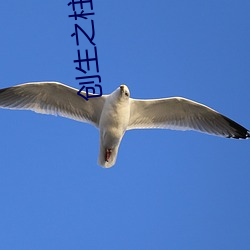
[222,115,250,139]
[247,131,250,139]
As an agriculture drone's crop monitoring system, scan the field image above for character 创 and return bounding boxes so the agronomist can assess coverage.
[68,0,102,101]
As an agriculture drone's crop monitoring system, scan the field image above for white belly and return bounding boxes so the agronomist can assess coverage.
[99,96,130,147]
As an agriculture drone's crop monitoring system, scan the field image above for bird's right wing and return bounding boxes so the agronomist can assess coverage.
[0,81,106,127]
[128,97,249,139]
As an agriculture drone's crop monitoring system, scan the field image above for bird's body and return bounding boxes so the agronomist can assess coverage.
[98,85,130,167]
[0,82,249,168]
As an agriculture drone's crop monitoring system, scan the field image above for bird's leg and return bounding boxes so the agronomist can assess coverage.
[105,149,112,162]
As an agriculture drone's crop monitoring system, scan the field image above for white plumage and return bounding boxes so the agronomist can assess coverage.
[0,82,249,167]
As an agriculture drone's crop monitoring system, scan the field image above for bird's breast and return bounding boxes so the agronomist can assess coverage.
[99,99,130,140]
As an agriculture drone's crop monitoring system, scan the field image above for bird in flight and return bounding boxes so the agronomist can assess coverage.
[0,82,249,168]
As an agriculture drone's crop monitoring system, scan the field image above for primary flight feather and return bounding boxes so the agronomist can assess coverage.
[0,82,249,168]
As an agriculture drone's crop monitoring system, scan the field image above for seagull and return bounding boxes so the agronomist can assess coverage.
[0,82,249,168]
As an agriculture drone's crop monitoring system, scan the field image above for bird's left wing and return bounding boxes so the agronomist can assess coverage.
[0,82,106,127]
[128,97,249,139]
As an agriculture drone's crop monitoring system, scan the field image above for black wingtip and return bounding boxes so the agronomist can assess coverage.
[222,115,250,139]
[247,131,250,138]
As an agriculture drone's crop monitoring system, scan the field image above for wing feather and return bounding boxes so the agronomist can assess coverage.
[128,97,249,139]
[0,81,106,127]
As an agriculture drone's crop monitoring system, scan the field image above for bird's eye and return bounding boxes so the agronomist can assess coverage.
[125,92,129,97]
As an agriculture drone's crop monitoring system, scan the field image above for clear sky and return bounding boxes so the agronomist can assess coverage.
[0,1,249,249]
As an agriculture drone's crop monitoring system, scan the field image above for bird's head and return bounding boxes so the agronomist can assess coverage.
[119,84,130,98]
[110,84,130,103]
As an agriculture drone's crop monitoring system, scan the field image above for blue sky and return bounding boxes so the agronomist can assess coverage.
[0,1,249,249]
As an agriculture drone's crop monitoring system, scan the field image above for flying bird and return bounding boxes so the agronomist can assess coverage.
[0,82,249,168]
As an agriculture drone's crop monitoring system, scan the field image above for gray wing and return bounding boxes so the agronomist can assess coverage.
[128,97,249,139]
[0,81,106,127]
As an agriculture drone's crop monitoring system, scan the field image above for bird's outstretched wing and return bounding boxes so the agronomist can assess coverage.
[0,82,106,127]
[128,97,249,139]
